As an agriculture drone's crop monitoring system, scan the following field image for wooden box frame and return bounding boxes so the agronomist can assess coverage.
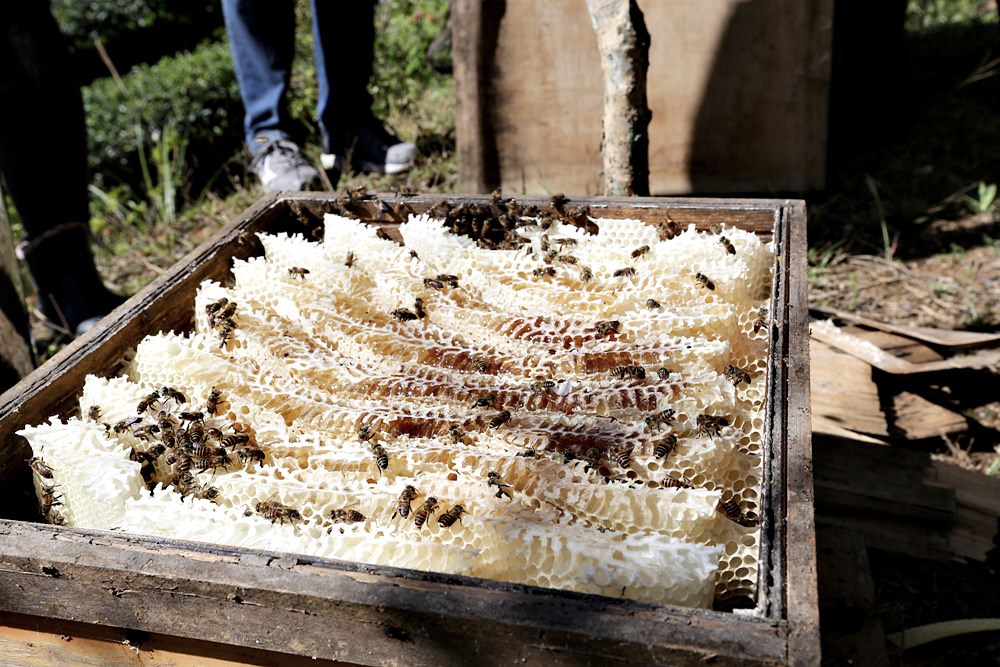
[0,194,816,665]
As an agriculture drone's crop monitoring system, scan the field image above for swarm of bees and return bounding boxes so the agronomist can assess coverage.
[205,297,238,347]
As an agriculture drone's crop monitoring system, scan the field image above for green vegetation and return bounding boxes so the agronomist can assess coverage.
[52,0,220,49]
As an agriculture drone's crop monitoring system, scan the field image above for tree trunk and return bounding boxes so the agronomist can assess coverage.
[586,0,651,196]
[0,184,34,392]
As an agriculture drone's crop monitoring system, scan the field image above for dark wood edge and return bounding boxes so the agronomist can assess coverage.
[0,520,785,665]
[781,201,820,666]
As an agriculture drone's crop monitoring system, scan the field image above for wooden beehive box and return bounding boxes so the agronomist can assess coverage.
[0,194,815,665]
[454,0,834,195]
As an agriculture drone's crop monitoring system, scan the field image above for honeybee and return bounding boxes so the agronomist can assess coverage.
[413,297,426,320]
[376,228,393,241]
[486,471,513,500]
[221,433,250,449]
[114,416,143,433]
[583,447,602,473]
[696,414,729,438]
[724,364,752,387]
[205,427,223,441]
[392,485,419,519]
[563,451,577,464]
[136,392,160,414]
[663,475,692,489]
[358,424,375,442]
[160,386,186,404]
[610,365,646,381]
[217,300,237,322]
[718,497,755,526]
[196,486,221,502]
[610,446,631,469]
[29,457,54,479]
[529,380,555,394]
[472,357,490,373]
[719,236,736,255]
[579,266,593,282]
[613,267,637,280]
[179,411,204,423]
[238,448,266,465]
[176,429,193,451]
[217,320,236,348]
[371,443,389,473]
[256,498,301,524]
[161,429,177,449]
[752,306,767,334]
[644,408,675,433]
[413,497,439,529]
[345,251,356,268]
[147,443,166,459]
[654,434,678,459]
[472,392,496,408]
[488,410,511,428]
[288,266,312,279]
[130,423,160,441]
[516,448,537,458]
[447,424,466,443]
[437,504,465,528]
[188,421,206,444]
[595,320,621,336]
[657,367,672,381]
[551,193,569,209]
[435,274,459,288]
[39,487,62,518]
[423,277,445,289]
[391,307,418,321]
[539,234,551,253]
[694,272,715,290]
[87,405,101,421]
[206,388,222,415]
[205,298,229,327]
[331,508,366,524]
[553,238,577,248]
[631,245,650,259]
[656,217,679,241]
[646,299,661,309]
[557,254,579,265]
[532,267,557,278]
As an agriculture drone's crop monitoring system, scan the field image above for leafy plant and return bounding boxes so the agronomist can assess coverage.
[962,180,997,214]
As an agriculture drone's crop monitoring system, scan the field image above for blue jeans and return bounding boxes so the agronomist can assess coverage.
[221,0,376,156]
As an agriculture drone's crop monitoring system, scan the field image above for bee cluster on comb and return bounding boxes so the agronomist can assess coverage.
[21,203,772,609]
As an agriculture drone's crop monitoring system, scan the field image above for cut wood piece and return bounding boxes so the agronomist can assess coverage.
[891,391,967,440]
[586,0,650,196]
[845,326,944,364]
[812,418,888,445]
[810,338,888,437]
[811,306,1000,348]
[812,319,1000,375]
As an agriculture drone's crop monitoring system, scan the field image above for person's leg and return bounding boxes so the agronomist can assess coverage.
[222,0,320,191]
[311,0,376,157]
[0,3,122,336]
[221,0,297,151]
[311,0,415,176]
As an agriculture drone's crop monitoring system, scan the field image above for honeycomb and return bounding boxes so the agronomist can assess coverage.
[19,211,773,609]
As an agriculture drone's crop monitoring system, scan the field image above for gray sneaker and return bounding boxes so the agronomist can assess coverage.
[251,139,322,191]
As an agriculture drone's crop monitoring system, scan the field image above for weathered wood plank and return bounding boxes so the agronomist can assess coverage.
[810,338,888,438]
[782,201,820,667]
[0,521,787,666]
[0,611,348,666]
[890,391,967,441]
